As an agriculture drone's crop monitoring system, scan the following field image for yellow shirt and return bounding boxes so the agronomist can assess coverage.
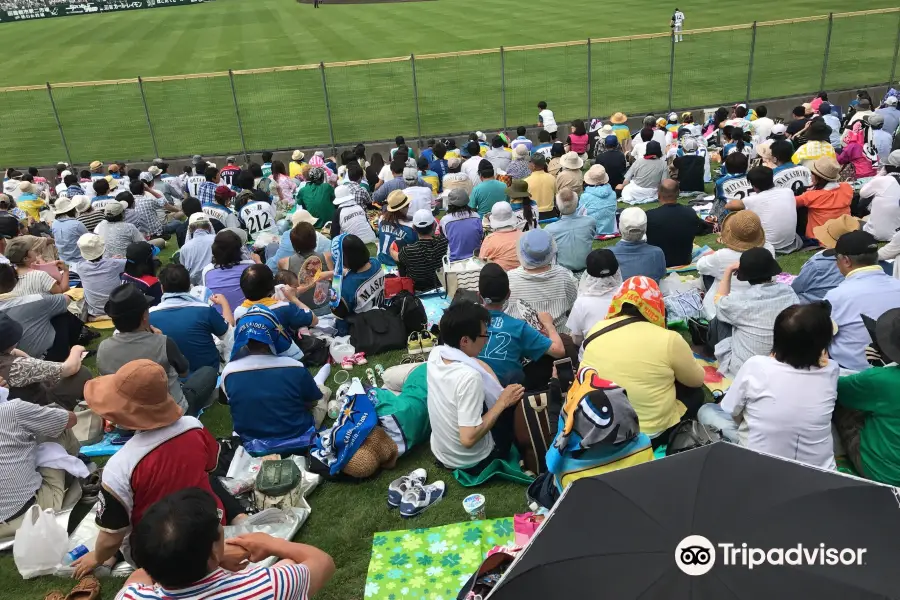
[581,316,705,435]
[289,161,305,179]
[524,171,558,212]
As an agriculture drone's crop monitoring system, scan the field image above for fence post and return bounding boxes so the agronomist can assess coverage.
[410,54,423,148]
[227,70,249,163]
[500,47,507,131]
[137,76,159,159]
[46,83,72,166]
[667,31,676,112]
[745,22,757,103]
[890,11,900,84]
[820,13,834,92]
[586,39,592,119]
[320,62,337,156]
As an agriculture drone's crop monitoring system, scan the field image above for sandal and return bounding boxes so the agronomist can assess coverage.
[66,576,101,600]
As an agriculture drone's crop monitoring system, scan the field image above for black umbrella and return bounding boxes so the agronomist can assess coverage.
[490,443,900,599]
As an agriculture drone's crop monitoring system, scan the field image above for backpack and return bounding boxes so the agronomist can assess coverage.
[348,308,407,355]
[385,290,428,336]
[298,334,329,368]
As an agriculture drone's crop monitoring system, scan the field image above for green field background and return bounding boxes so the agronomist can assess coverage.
[0,1,898,165]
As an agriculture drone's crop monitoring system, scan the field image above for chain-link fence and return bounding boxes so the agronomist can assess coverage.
[1,8,899,167]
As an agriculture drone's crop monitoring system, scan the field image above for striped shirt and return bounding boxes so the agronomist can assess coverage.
[116,564,310,600]
[0,400,69,521]
[77,209,106,232]
[398,236,449,292]
[506,265,578,333]
[11,269,56,296]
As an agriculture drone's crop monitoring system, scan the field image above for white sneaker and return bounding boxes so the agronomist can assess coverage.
[388,468,427,508]
[400,481,446,517]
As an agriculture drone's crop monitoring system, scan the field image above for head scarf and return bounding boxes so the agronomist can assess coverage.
[230,304,293,360]
[606,276,665,328]
[308,154,325,168]
[307,167,326,185]
[578,269,624,299]
[845,122,864,146]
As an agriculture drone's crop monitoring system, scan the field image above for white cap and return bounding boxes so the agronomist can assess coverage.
[188,212,210,227]
[77,233,105,261]
[771,123,787,136]
[619,207,647,234]
[333,185,353,205]
[403,167,419,182]
[886,96,898,105]
[412,209,435,228]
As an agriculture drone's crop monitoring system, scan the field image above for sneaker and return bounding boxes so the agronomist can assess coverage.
[341,355,356,369]
[418,331,436,354]
[400,481,446,517]
[387,468,427,508]
[407,332,423,355]
[352,352,367,366]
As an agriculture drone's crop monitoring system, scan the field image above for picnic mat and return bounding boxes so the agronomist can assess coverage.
[419,292,450,327]
[364,517,514,600]
[666,245,712,274]
[693,353,733,395]
[86,317,115,330]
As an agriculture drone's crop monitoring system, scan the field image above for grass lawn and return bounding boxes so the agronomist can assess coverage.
[0,189,824,599]
[0,0,898,165]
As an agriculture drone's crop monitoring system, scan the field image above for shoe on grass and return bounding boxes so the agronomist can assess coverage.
[418,331,436,353]
[400,480,446,517]
[387,468,427,508]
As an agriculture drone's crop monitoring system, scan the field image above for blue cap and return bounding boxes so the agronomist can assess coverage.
[605,134,619,147]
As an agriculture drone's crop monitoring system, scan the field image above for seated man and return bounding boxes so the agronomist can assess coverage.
[645,179,712,267]
[236,264,316,351]
[150,264,233,374]
[610,207,666,282]
[72,360,246,577]
[0,312,90,410]
[179,212,217,285]
[392,209,449,292]
[112,488,334,600]
[0,377,79,539]
[427,301,524,472]
[221,305,326,443]
[834,308,900,485]
[825,231,900,372]
[543,189,596,272]
[77,233,126,318]
[99,284,217,417]
[792,215,856,303]
[477,263,565,388]
[725,166,803,254]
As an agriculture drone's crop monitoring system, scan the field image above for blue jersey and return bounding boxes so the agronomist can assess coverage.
[377,221,416,266]
[478,309,551,384]
[149,295,228,373]
[341,259,385,313]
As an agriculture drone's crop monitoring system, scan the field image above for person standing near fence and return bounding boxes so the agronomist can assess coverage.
[671,8,685,42]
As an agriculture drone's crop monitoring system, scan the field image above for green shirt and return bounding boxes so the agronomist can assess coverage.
[298,182,336,228]
[469,179,508,218]
[837,365,900,484]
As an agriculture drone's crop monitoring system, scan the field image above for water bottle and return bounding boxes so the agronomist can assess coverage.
[327,399,341,420]
[65,545,89,565]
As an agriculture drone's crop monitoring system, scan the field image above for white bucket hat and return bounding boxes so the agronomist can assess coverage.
[489,201,517,230]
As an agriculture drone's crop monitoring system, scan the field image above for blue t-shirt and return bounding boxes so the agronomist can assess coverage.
[420,148,435,163]
[377,221,416,267]
[149,295,229,373]
[478,309,551,383]
[341,258,385,313]
[221,354,322,440]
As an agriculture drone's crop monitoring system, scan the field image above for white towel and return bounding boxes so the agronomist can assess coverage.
[35,443,89,478]
[432,345,504,408]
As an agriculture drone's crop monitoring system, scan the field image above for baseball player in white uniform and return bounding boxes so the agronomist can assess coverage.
[672,8,685,42]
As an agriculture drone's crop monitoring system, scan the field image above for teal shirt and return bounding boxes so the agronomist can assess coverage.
[469,179,508,217]
[478,309,551,384]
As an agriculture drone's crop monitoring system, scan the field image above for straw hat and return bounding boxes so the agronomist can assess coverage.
[386,190,410,213]
[809,156,841,182]
[560,152,584,170]
[89,161,102,171]
[290,209,317,227]
[85,359,182,431]
[291,150,305,161]
[610,112,628,124]
[812,214,860,249]
[17,181,35,195]
[584,164,609,186]
[720,211,766,252]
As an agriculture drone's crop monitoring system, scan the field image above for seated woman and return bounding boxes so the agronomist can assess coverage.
[276,221,335,317]
[438,189,483,261]
[619,141,667,204]
[579,165,617,235]
[376,190,416,267]
[580,276,705,448]
[837,123,877,179]
[120,242,162,306]
[201,230,256,315]
[391,210,449,293]
[795,156,853,242]
[332,234,385,326]
[566,249,623,355]
[264,209,330,271]
[4,235,69,296]
[699,302,838,470]
[71,359,246,578]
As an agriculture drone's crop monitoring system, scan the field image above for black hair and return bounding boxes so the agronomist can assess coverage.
[396,145,410,159]
[289,222,317,254]
[755,105,768,118]
[93,178,109,196]
[183,165,193,175]
[64,174,77,186]
[79,170,92,179]
[538,130,551,143]
[478,163,495,179]
[724,152,749,175]
[734,105,748,119]
[478,262,510,303]
[158,263,191,293]
[204,166,219,182]
[395,136,405,146]
[28,167,38,177]
[818,92,828,100]
[248,163,264,179]
[342,234,370,271]
[275,269,299,287]
[746,166,775,191]
[439,301,490,349]
[347,161,363,182]
[127,168,141,181]
[517,125,527,136]
[110,307,145,332]
[491,136,504,149]
[390,160,406,175]
[22,173,33,183]
[0,264,17,294]
[129,179,144,195]
[340,149,356,166]
[571,119,586,136]
[417,156,430,172]
[414,223,435,236]
[239,264,275,301]
[354,144,366,161]
[426,138,435,147]
[234,171,255,191]
[211,230,243,268]
[466,141,481,157]
[772,303,834,369]
[125,243,156,278]
[640,128,653,143]
[550,142,565,158]
[807,118,832,141]
[181,196,201,216]
[261,151,273,163]
[713,107,729,127]
[131,488,221,588]
[117,191,135,208]
[792,106,806,118]
[537,101,548,110]
[770,140,795,165]
[271,160,288,178]
[433,142,446,160]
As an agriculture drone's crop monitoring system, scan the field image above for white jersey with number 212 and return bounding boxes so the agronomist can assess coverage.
[240,201,276,236]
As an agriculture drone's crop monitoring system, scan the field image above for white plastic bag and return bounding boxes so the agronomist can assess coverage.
[13,505,68,579]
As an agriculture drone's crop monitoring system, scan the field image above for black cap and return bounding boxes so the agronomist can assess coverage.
[876,307,900,365]
[478,159,494,176]
[735,247,781,282]
[0,312,23,350]
[125,241,153,265]
[104,283,155,318]
[586,249,619,278]
[824,230,878,257]
[0,215,19,239]
[479,262,510,304]
[645,141,663,157]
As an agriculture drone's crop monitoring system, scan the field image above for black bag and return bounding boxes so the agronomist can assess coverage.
[450,288,480,306]
[665,420,722,456]
[385,290,428,336]
[513,390,556,476]
[298,334,329,368]
[348,308,407,355]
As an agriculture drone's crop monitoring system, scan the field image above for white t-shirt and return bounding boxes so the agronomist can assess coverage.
[402,185,434,217]
[566,294,615,360]
[750,117,774,142]
[461,156,484,186]
[426,351,493,469]
[240,201,276,237]
[742,187,800,253]
[721,355,838,470]
[860,175,900,241]
[539,109,557,133]
[377,165,393,183]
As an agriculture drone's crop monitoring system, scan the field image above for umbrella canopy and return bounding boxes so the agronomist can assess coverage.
[490,443,900,599]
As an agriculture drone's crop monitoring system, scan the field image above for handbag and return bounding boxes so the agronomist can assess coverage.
[383,274,415,300]
[72,401,104,446]
[298,334,329,367]
[348,308,407,355]
[437,255,483,299]
[513,390,556,476]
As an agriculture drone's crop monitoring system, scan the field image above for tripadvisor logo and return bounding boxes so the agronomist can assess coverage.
[675,535,867,576]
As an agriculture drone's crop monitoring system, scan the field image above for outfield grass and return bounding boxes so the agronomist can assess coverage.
[0,0,898,166]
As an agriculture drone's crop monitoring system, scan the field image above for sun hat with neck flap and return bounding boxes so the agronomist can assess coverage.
[584,164,609,186]
[720,211,766,252]
[84,359,182,431]
[517,227,557,269]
